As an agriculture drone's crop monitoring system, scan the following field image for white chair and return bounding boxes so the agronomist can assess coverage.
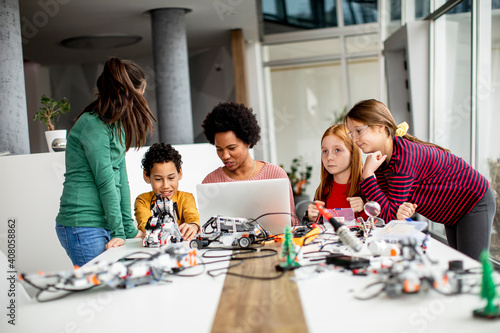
[295,199,311,225]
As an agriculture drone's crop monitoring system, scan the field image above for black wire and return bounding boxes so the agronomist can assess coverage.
[202,247,275,259]
[207,259,288,280]
[301,250,331,260]
[203,248,284,280]
[215,270,287,280]
[118,251,157,260]
[202,247,256,258]
[21,273,102,303]
[249,211,297,223]
[354,281,386,300]
[206,259,245,277]
[230,248,278,260]
[35,284,102,303]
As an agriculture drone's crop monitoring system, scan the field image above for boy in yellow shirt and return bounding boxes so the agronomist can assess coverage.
[135,143,200,241]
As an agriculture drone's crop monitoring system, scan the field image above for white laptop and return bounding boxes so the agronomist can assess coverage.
[196,178,292,235]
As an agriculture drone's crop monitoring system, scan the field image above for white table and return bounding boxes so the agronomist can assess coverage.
[1,239,230,333]
[2,235,500,333]
[296,239,499,333]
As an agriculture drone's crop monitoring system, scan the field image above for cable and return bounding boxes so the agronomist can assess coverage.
[207,262,287,280]
[315,203,363,252]
[354,281,386,300]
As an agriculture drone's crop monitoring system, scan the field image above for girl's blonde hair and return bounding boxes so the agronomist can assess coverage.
[314,124,363,201]
[344,99,449,152]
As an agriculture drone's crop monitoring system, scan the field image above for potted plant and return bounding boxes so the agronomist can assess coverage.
[33,95,70,152]
[281,156,313,203]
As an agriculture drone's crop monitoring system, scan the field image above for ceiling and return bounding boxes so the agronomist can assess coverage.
[18,0,261,65]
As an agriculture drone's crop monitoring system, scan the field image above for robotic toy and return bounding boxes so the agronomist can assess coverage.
[143,194,183,248]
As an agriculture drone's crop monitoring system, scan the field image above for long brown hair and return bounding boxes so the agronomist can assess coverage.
[344,99,449,152]
[314,124,363,201]
[80,57,156,151]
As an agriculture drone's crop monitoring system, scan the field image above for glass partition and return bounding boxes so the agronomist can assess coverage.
[342,0,378,25]
[345,33,379,54]
[263,38,340,62]
[479,4,500,262]
[266,61,346,197]
[432,10,471,161]
[347,57,379,104]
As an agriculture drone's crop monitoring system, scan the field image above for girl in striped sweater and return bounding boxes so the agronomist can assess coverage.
[345,99,494,260]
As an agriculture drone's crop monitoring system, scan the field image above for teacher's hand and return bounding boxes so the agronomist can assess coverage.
[105,238,125,250]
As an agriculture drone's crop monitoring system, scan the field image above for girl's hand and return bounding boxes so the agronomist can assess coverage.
[397,202,418,220]
[135,230,144,239]
[179,223,199,241]
[307,200,324,221]
[347,197,364,213]
[105,238,125,250]
[363,151,387,179]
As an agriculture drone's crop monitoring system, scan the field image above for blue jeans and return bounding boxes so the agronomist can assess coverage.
[55,223,110,267]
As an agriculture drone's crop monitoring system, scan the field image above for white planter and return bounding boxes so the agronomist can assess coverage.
[45,130,67,152]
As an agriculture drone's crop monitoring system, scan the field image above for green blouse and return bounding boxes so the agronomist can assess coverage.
[56,112,138,239]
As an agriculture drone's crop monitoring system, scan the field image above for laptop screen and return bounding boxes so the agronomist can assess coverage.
[196,178,292,235]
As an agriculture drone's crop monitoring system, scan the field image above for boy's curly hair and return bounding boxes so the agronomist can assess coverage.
[142,143,182,176]
[202,102,261,148]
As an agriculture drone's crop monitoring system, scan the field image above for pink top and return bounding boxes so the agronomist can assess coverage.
[202,161,298,226]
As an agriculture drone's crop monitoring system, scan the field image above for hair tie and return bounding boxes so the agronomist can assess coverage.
[395,122,409,137]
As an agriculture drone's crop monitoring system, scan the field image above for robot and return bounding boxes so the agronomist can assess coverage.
[143,194,183,248]
[189,215,267,249]
[20,244,197,297]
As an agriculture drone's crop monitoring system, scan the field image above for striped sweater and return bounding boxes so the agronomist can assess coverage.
[360,136,489,225]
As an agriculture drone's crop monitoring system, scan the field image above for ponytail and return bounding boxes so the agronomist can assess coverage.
[80,57,156,151]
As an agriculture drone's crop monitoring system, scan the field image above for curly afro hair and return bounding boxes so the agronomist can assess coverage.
[141,143,182,176]
[202,102,261,148]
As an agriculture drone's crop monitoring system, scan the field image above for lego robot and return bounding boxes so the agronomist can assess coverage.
[143,194,183,248]
[189,215,267,249]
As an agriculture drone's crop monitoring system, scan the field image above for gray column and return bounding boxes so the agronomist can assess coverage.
[150,8,194,144]
[0,0,30,154]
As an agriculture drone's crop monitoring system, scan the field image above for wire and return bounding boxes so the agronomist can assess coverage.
[354,281,386,300]
[207,261,287,280]
[202,247,284,280]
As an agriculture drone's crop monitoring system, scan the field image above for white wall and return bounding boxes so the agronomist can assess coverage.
[0,143,221,274]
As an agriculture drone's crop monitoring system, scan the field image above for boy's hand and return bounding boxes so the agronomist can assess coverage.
[179,223,199,241]
[135,230,145,239]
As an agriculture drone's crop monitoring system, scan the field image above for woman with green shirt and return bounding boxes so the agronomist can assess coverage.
[56,58,156,266]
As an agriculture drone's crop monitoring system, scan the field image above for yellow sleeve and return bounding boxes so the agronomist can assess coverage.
[176,192,200,228]
[134,192,153,232]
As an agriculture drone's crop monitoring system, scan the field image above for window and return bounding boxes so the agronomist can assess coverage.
[432,8,471,160]
[265,61,346,189]
[343,0,378,26]
[263,35,380,196]
[480,3,500,262]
